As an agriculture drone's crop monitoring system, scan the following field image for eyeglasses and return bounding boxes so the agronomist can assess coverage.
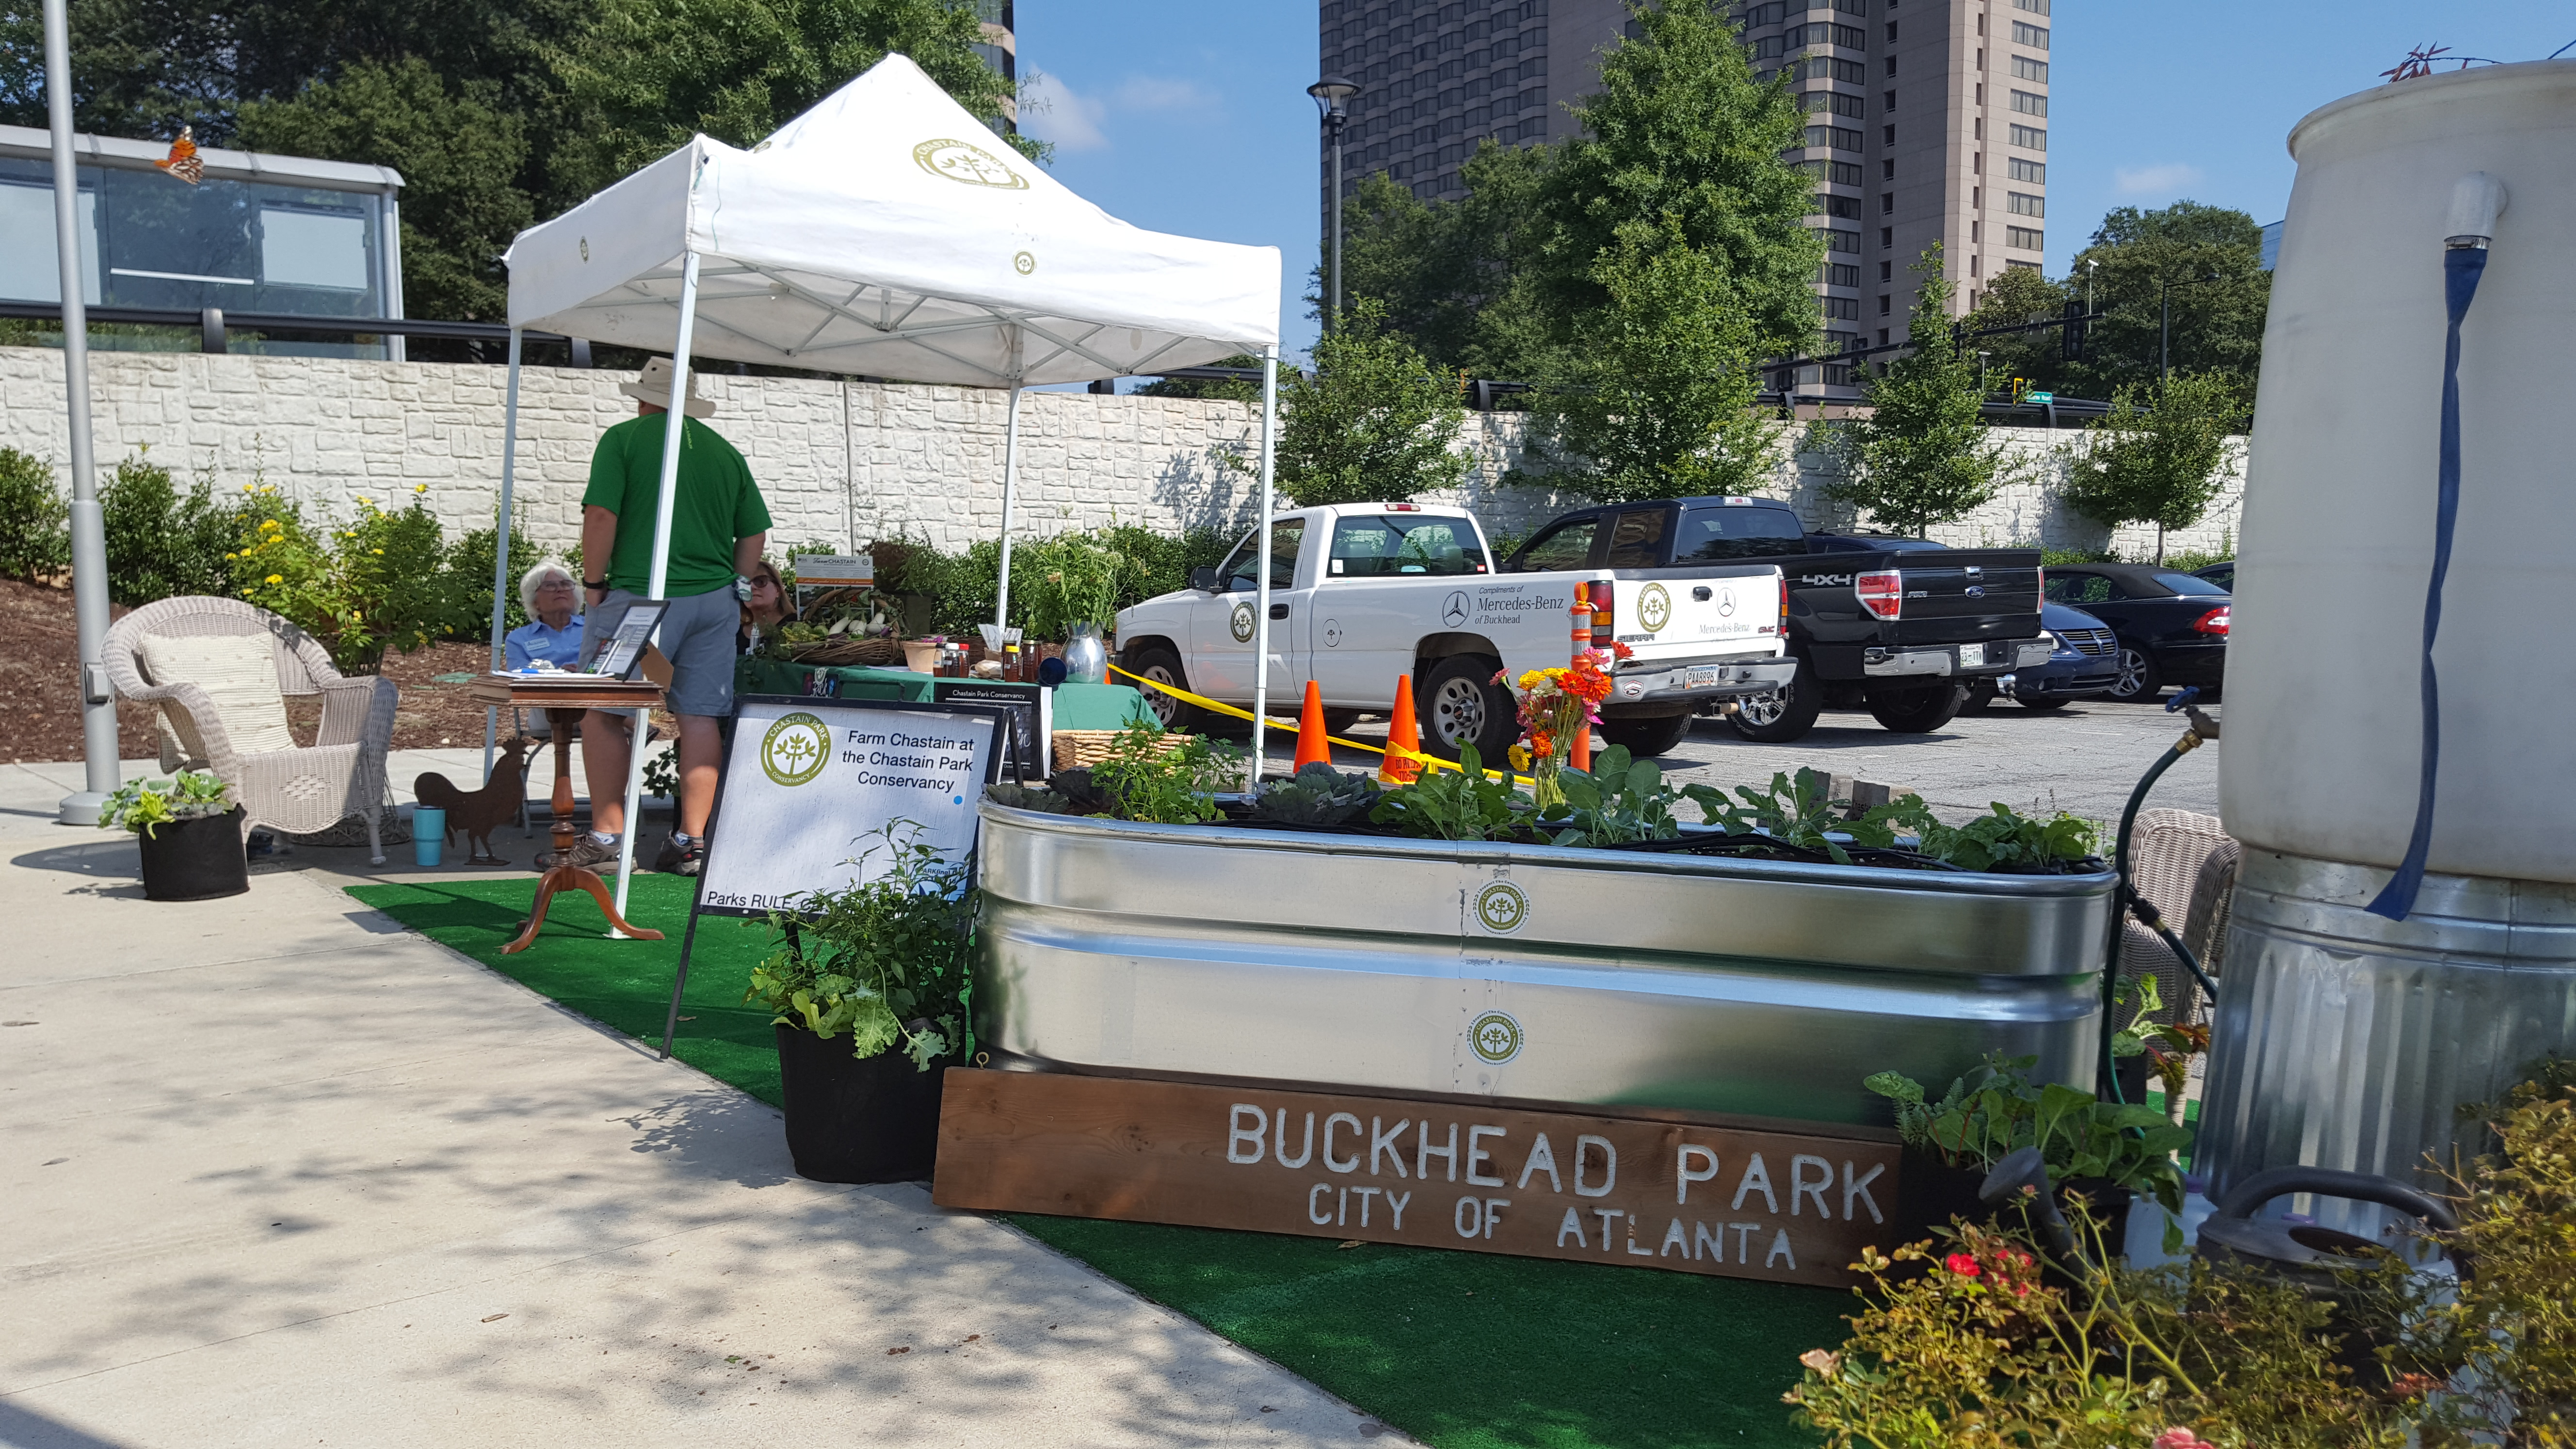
[536,579,575,593]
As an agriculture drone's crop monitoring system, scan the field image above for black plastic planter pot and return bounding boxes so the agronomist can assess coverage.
[137,809,249,902]
[773,1025,948,1183]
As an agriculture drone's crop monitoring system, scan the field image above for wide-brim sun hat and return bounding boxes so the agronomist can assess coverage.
[617,355,716,418]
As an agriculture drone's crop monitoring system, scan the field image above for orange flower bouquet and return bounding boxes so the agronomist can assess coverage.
[1496,643,1631,806]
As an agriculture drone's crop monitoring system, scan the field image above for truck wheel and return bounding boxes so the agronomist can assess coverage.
[1595,713,1693,758]
[1322,709,1365,736]
[1728,656,1823,743]
[1126,644,1201,730]
[1417,656,1515,763]
[1866,682,1968,733]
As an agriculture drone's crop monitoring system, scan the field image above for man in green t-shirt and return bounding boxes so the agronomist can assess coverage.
[551,356,771,877]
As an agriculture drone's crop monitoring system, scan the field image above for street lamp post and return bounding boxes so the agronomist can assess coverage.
[1307,75,1361,330]
[44,0,115,825]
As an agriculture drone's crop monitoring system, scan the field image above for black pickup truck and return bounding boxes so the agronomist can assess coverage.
[1501,496,2052,747]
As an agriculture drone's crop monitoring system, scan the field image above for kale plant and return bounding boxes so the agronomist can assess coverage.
[1251,762,1382,827]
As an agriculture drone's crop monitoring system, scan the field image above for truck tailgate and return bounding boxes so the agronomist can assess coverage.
[1611,567,1782,660]
[1804,548,2042,645]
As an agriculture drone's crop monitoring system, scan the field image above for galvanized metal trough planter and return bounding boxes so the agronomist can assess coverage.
[974,802,2114,1128]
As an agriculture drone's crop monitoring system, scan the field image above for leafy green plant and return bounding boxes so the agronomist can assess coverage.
[234,486,462,672]
[1865,1053,2190,1212]
[97,772,234,837]
[1919,803,2101,871]
[100,450,246,604]
[1682,767,1934,865]
[0,446,69,581]
[1367,742,1535,842]
[985,781,1076,814]
[1250,762,1382,827]
[1015,531,1124,639]
[440,515,540,640]
[743,823,974,1070]
[1083,724,1241,825]
[1538,745,1681,847]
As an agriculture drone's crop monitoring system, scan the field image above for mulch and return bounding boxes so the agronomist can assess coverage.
[0,579,668,764]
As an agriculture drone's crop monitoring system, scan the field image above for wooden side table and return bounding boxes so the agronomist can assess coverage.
[469,675,669,954]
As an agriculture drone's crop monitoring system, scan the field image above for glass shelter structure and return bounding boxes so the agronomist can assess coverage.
[0,124,404,358]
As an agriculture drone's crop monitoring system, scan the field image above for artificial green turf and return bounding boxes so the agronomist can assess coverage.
[352,874,1844,1449]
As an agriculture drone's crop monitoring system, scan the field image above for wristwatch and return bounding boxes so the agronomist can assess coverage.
[583,577,607,594]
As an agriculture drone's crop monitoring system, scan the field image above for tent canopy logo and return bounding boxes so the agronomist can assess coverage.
[914,139,1029,190]
[759,712,832,788]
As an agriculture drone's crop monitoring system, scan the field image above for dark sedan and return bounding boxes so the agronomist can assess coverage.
[2193,561,2235,591]
[2041,564,2230,702]
[1963,601,2124,710]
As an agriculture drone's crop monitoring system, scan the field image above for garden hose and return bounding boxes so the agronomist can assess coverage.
[2099,689,2222,1105]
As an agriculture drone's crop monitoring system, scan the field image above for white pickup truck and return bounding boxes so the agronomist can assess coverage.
[1113,502,1799,759]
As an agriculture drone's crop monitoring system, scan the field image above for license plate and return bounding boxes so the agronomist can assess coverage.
[1686,665,1720,688]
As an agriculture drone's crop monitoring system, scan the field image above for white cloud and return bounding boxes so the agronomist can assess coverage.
[1114,76,1214,111]
[1020,71,1108,153]
[2113,162,2205,199]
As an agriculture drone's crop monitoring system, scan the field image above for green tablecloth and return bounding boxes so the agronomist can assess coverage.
[1050,681,1156,729]
[734,656,936,701]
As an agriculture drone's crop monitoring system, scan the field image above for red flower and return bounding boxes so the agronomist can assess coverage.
[1944,1252,1981,1277]
[1610,640,1635,660]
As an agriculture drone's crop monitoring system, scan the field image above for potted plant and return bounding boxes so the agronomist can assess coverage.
[745,823,975,1183]
[1866,1052,2193,1250]
[100,772,248,901]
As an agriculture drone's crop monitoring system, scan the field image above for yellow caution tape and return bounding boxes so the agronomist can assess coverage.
[1105,662,1530,785]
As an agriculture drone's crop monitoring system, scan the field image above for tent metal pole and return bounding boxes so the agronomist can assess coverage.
[613,250,701,926]
[1248,342,1280,791]
[46,0,114,825]
[994,327,1025,631]
[484,327,523,781]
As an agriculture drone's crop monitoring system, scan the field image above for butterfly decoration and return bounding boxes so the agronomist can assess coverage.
[154,126,204,185]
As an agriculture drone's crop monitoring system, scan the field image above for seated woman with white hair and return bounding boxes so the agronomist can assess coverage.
[505,561,585,737]
[506,560,585,670]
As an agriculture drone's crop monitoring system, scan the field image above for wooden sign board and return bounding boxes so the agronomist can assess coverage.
[932,1070,1902,1288]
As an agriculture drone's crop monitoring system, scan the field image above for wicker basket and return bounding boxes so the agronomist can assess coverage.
[1052,729,1194,771]
[782,636,908,667]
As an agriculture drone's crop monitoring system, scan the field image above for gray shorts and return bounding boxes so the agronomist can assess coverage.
[585,586,741,718]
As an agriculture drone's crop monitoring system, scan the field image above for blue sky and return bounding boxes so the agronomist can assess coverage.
[1016,4,2576,372]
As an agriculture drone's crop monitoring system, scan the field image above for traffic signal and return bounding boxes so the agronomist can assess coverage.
[2060,299,2089,362]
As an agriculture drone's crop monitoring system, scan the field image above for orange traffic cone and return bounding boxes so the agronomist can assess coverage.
[1381,675,1420,785]
[1293,680,1331,772]
[1571,723,1593,773]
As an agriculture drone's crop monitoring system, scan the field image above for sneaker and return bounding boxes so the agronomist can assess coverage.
[535,835,623,872]
[651,833,693,873]
[673,839,705,877]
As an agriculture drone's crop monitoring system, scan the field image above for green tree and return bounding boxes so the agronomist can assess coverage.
[1526,215,1781,502]
[97,451,243,604]
[1822,246,2008,537]
[1525,0,1822,367]
[2060,370,2242,563]
[1275,299,1467,508]
[551,0,1036,202]
[235,59,531,322]
[2061,201,2269,402]
[1329,143,1555,379]
[1960,264,2074,398]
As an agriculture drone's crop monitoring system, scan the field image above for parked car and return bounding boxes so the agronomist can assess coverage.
[2192,560,2236,592]
[1960,602,2123,711]
[1500,498,2051,743]
[2039,564,2230,702]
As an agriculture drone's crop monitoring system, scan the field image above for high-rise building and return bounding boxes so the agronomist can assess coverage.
[1317,0,2051,400]
[973,1,1018,129]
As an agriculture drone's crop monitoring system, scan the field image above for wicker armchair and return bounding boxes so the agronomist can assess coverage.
[102,597,401,864]
[2118,807,2240,1026]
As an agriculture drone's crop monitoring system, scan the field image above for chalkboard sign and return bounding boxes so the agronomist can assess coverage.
[930,679,1050,782]
[692,695,1005,918]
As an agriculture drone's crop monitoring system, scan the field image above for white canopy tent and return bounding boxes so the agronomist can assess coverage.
[490,54,1284,913]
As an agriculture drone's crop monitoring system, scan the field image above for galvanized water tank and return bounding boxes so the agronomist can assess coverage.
[2206,63,2576,1221]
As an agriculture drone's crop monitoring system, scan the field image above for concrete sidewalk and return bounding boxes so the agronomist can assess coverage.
[0,767,1403,1447]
